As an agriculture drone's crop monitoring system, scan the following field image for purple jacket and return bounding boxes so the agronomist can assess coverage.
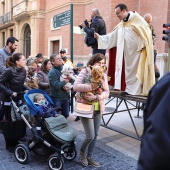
[73,67,109,114]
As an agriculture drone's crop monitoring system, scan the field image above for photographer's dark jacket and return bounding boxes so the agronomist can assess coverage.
[83,16,106,48]
[137,71,170,170]
[0,66,27,101]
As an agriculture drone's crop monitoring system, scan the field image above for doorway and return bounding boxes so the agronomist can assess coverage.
[23,24,31,58]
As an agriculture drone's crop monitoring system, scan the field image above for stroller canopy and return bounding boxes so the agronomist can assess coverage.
[24,89,54,115]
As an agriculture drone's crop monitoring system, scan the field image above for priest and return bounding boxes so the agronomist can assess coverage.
[94,4,155,96]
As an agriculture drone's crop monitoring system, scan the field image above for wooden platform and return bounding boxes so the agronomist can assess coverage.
[109,90,147,103]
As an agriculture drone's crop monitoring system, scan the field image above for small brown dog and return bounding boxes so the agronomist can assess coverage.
[88,65,105,95]
[25,77,39,89]
[79,66,105,101]
[28,66,37,77]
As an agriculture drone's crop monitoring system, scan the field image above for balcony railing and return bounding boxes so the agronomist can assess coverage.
[0,12,12,25]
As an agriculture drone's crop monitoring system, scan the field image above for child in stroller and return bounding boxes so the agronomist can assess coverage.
[14,89,77,170]
[34,93,58,118]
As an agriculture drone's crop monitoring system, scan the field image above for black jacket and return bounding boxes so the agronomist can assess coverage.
[83,16,106,48]
[137,72,170,170]
[0,66,27,101]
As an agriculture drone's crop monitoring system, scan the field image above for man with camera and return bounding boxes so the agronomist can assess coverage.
[79,8,106,55]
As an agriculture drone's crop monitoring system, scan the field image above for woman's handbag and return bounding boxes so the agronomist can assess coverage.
[73,102,94,118]
[11,102,22,122]
[11,103,32,122]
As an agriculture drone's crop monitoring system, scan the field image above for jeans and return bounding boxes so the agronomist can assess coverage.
[52,99,69,118]
[92,48,106,55]
[80,112,101,157]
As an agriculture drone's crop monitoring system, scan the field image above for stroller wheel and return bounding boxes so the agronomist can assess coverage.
[48,153,64,170]
[62,145,77,161]
[14,144,30,164]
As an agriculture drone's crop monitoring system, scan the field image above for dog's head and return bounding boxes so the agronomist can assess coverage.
[28,66,36,77]
[90,65,104,82]
[61,64,74,76]
[25,77,39,89]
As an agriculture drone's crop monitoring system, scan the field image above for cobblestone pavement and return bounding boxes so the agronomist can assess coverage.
[0,128,137,170]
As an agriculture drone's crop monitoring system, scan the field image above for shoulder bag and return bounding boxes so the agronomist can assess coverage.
[73,102,94,118]
[84,35,97,47]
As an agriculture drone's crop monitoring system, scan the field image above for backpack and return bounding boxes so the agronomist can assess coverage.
[84,35,97,47]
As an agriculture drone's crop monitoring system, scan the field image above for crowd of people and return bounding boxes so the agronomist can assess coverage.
[0,2,168,169]
[0,38,85,152]
[0,33,109,168]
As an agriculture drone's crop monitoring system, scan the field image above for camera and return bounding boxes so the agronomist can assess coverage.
[84,19,89,26]
[78,25,83,29]
[78,19,89,29]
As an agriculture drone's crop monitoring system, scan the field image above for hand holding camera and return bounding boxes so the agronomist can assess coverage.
[79,19,90,29]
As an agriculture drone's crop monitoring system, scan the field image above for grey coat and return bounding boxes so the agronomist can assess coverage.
[37,71,50,95]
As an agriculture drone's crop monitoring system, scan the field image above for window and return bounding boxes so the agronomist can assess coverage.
[2,32,5,46]
[9,29,13,36]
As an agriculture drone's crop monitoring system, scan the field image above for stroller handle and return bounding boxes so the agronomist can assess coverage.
[9,91,26,112]
[10,91,26,100]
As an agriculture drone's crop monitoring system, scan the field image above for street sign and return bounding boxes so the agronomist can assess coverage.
[53,10,70,28]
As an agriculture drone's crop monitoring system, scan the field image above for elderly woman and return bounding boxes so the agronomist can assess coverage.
[37,59,52,95]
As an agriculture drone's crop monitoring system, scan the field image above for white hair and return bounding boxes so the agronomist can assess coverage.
[93,8,100,16]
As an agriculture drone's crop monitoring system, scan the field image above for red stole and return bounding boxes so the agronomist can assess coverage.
[107,47,126,91]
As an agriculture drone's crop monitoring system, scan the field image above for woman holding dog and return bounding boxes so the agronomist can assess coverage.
[0,53,28,152]
[73,53,109,168]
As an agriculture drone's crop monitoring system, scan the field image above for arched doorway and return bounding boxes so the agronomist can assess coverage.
[23,24,31,58]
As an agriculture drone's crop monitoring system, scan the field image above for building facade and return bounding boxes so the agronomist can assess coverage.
[0,0,169,64]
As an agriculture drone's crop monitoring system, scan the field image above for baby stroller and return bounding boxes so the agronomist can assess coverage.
[14,89,77,170]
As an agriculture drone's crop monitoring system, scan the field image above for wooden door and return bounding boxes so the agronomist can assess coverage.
[53,41,59,54]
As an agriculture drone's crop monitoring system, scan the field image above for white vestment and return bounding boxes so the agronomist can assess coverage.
[98,12,145,95]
